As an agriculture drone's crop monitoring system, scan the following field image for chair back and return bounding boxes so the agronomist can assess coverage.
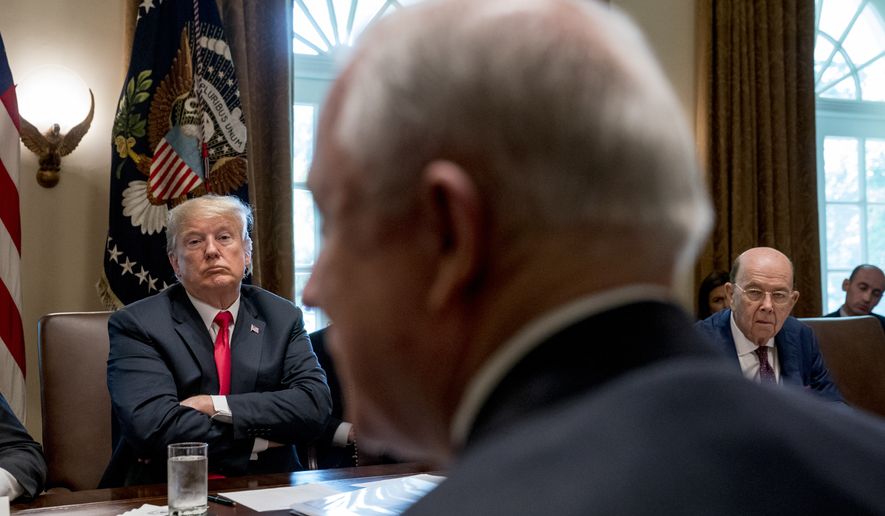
[799,315,885,418]
[38,311,113,491]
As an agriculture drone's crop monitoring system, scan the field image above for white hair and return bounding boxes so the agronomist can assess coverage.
[335,0,712,272]
[166,194,254,272]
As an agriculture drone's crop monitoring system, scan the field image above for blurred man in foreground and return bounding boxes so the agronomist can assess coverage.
[696,247,842,401]
[304,0,885,513]
[826,264,885,331]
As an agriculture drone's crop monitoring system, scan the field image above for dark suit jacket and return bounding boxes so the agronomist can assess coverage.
[0,394,46,500]
[826,308,885,333]
[300,327,354,469]
[694,309,842,402]
[100,283,332,487]
[405,301,885,515]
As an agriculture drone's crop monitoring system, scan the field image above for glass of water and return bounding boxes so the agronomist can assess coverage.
[167,442,208,515]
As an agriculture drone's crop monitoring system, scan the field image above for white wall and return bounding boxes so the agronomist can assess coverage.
[613,0,698,134]
[0,0,126,439]
[0,0,698,441]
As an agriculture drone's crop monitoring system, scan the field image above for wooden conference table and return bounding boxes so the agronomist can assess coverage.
[12,462,434,515]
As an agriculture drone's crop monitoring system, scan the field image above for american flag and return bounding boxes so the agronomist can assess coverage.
[148,129,204,201]
[0,32,26,419]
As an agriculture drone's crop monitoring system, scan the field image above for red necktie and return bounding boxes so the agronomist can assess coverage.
[213,311,233,395]
[754,346,776,384]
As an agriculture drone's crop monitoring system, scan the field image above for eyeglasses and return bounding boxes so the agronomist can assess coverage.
[734,284,794,306]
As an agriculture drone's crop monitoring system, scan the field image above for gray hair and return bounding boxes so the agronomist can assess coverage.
[334,0,712,273]
[166,195,254,271]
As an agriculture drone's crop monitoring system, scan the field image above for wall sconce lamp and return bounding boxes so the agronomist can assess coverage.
[16,65,94,188]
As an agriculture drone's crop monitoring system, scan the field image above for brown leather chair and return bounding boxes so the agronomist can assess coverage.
[37,311,113,491]
[800,315,885,418]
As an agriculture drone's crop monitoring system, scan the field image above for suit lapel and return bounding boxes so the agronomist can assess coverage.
[170,285,218,392]
[715,310,741,366]
[231,289,265,393]
[775,328,802,387]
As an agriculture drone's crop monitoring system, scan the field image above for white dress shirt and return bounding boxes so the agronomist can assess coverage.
[186,292,268,459]
[729,311,781,383]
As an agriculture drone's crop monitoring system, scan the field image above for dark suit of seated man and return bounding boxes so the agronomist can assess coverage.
[101,195,331,487]
[0,394,46,501]
[301,327,401,469]
[696,247,842,402]
[824,263,885,332]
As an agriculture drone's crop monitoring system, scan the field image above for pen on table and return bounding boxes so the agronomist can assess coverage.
[208,493,236,506]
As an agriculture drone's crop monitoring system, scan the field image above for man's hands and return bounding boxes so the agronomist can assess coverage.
[180,395,215,416]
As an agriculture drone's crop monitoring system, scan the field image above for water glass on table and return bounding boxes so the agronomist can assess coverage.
[167,442,208,515]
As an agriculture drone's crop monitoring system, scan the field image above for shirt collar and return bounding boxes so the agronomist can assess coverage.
[729,309,773,356]
[450,284,676,449]
[186,291,241,334]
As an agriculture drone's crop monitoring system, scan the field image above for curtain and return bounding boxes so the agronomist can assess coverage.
[696,0,821,317]
[217,0,294,299]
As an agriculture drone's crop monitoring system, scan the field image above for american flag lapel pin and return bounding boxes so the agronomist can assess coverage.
[250,324,260,334]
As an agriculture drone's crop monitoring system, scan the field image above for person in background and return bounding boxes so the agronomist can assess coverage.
[696,247,842,402]
[303,0,885,513]
[301,327,398,469]
[697,270,731,319]
[0,394,46,501]
[101,195,331,487]
[301,327,356,469]
[825,264,885,331]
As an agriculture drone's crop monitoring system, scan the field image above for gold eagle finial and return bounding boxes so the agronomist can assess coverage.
[19,89,95,188]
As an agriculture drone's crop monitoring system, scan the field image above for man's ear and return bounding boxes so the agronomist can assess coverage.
[169,252,180,277]
[843,278,850,292]
[725,282,735,305]
[420,160,483,312]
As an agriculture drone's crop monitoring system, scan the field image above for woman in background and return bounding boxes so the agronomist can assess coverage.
[697,270,731,320]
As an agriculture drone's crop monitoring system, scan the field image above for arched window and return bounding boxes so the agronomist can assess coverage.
[291,0,423,331]
[816,0,885,314]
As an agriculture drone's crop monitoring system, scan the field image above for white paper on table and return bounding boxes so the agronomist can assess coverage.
[0,495,9,516]
[220,483,344,512]
[116,503,168,516]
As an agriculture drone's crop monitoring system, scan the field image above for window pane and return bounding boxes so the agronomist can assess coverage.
[859,56,885,101]
[824,137,860,202]
[818,55,857,99]
[826,204,862,269]
[293,104,316,183]
[293,1,330,54]
[818,0,863,40]
[826,271,848,313]
[842,3,885,67]
[814,35,835,79]
[867,204,885,264]
[866,140,885,202]
[294,189,316,267]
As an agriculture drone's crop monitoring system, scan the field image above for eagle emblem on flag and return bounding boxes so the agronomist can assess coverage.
[118,29,247,235]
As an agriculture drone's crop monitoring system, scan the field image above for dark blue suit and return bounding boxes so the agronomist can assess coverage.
[101,283,332,487]
[0,394,45,500]
[695,309,842,402]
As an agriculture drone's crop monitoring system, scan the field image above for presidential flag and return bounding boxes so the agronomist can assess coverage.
[0,32,26,419]
[98,0,249,308]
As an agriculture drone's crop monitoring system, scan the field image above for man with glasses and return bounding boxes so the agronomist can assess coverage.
[696,247,842,401]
